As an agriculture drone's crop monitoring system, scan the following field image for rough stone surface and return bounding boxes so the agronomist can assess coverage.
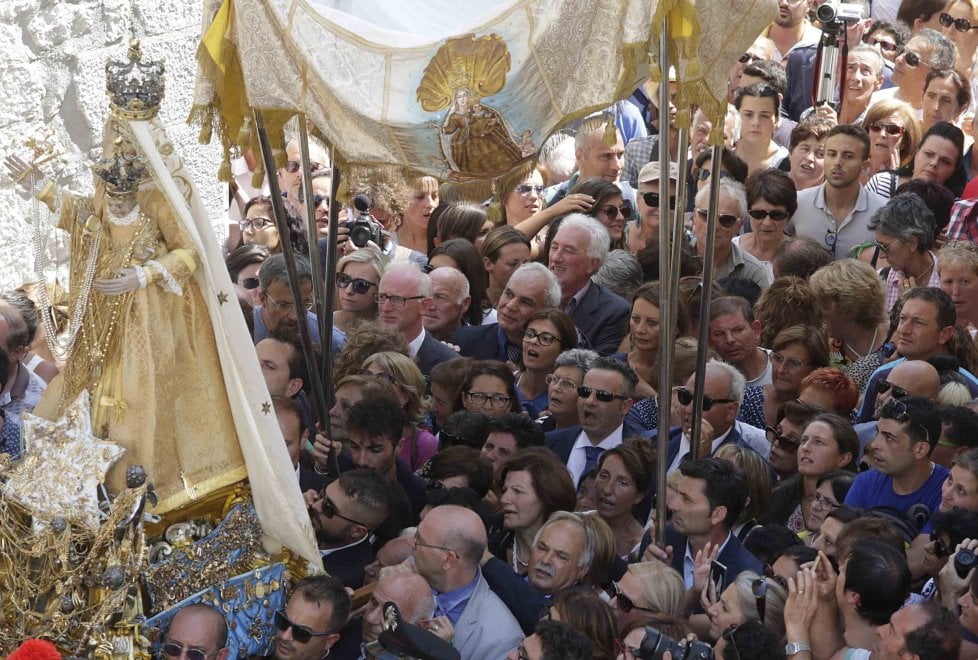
[0,0,224,291]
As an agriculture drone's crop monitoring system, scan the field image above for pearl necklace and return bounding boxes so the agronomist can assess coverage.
[511,538,528,572]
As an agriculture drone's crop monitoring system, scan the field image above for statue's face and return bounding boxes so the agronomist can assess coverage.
[106,195,137,217]
[455,89,469,108]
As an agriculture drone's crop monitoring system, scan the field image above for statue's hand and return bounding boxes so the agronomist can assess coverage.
[4,154,46,195]
[94,268,145,296]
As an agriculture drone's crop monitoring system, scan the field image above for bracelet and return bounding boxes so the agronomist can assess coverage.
[785,641,812,656]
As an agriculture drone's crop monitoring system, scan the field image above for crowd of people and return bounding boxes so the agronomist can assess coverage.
[10,0,978,658]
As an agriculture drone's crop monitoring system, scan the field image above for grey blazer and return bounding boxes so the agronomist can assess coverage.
[453,572,524,660]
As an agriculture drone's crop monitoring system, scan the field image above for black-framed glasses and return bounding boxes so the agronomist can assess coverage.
[240,276,260,290]
[240,217,275,232]
[930,530,951,558]
[862,35,900,53]
[545,374,579,391]
[318,493,369,528]
[877,378,909,399]
[771,352,811,372]
[694,208,739,228]
[765,426,800,452]
[867,122,905,136]
[577,386,630,403]
[674,386,734,411]
[751,578,768,623]
[748,208,790,221]
[161,642,220,660]
[721,624,743,660]
[524,328,558,346]
[516,184,544,195]
[464,391,512,408]
[273,609,332,644]
[901,50,923,67]
[881,398,931,444]
[265,293,314,312]
[939,11,978,32]
[413,530,457,554]
[611,581,657,614]
[643,192,676,209]
[336,272,377,294]
[374,293,425,307]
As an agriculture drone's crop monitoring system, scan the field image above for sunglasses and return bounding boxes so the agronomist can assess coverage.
[738,52,758,64]
[611,581,657,614]
[694,208,739,228]
[881,397,931,444]
[751,578,768,623]
[240,276,260,290]
[748,208,789,221]
[901,50,923,67]
[284,160,325,174]
[862,36,900,53]
[674,386,734,411]
[577,386,629,402]
[867,122,905,136]
[930,531,951,558]
[600,204,632,220]
[765,426,800,452]
[516,184,544,194]
[317,493,369,529]
[939,11,978,32]
[298,191,329,207]
[160,643,218,660]
[273,609,333,644]
[877,378,909,399]
[336,272,376,294]
[643,192,676,209]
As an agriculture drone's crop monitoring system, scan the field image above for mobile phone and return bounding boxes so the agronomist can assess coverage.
[709,559,728,601]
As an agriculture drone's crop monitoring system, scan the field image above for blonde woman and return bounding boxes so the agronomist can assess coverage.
[333,249,387,337]
[397,175,439,254]
[938,240,978,332]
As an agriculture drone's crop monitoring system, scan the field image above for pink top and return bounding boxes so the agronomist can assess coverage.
[398,427,439,472]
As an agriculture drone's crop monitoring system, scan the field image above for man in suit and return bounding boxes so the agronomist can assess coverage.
[546,356,637,486]
[412,505,523,659]
[306,468,391,590]
[267,575,350,660]
[641,458,762,632]
[549,215,630,355]
[453,262,561,362]
[376,262,457,376]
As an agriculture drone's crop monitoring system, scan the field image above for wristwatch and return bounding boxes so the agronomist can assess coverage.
[785,642,812,656]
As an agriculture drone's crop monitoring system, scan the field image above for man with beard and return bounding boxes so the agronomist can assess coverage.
[761,0,820,64]
[264,575,349,660]
[305,468,391,589]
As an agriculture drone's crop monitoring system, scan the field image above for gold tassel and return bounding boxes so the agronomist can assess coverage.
[218,158,231,182]
[236,116,253,148]
[602,113,617,146]
[251,162,265,190]
[198,107,214,145]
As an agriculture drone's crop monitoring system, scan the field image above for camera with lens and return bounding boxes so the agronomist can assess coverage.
[344,193,385,248]
[816,0,862,29]
[955,548,977,578]
[636,627,714,660]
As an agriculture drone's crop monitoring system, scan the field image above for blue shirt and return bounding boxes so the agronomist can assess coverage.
[433,571,481,626]
[253,305,346,359]
[844,464,948,522]
[518,387,549,418]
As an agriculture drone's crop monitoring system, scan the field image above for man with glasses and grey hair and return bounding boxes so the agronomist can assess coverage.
[870,28,955,110]
[692,179,771,290]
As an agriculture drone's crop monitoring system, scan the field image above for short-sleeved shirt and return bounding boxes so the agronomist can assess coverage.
[844,464,949,521]
[714,242,773,291]
[787,184,887,260]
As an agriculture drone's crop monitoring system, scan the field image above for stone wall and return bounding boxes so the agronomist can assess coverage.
[0,0,224,290]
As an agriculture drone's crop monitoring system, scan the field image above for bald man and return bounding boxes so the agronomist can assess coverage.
[362,573,435,657]
[363,537,415,585]
[164,603,229,660]
[411,505,522,659]
[422,267,471,342]
[855,360,940,468]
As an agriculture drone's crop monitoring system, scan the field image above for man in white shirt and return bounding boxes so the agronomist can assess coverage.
[709,296,772,388]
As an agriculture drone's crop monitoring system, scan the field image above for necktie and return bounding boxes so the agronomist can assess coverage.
[583,446,605,477]
[506,341,522,364]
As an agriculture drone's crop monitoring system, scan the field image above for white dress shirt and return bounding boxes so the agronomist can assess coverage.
[566,425,624,485]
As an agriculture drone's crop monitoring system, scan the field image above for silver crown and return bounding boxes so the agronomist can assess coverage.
[93,137,147,197]
[105,39,165,120]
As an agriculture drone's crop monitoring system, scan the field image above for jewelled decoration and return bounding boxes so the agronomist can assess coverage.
[105,39,165,121]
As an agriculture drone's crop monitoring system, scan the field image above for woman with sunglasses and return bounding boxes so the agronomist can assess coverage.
[396,175,439,254]
[225,243,269,307]
[456,360,522,418]
[867,121,967,198]
[540,177,631,259]
[761,413,858,534]
[333,249,385,337]
[860,99,921,181]
[704,571,788,644]
[754,324,829,429]
[940,1,978,73]
[361,351,437,471]
[862,20,910,63]
[593,439,656,560]
[766,400,822,482]
[515,309,577,418]
[240,194,308,256]
[735,169,796,277]
[500,167,547,227]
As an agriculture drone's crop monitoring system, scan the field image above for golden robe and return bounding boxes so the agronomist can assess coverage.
[35,184,246,514]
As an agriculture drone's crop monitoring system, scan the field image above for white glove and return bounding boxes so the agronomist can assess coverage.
[94,268,146,296]
[4,154,46,195]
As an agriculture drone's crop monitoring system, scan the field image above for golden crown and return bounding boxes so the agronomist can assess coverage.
[105,39,165,120]
[93,137,147,197]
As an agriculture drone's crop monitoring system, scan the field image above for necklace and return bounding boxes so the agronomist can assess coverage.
[511,538,529,572]
[911,257,934,284]
[843,326,879,360]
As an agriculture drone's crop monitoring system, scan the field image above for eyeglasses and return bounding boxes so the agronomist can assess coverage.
[298,189,329,207]
[284,160,325,174]
[599,204,632,220]
[881,397,931,444]
[748,208,790,221]
[751,578,768,623]
[464,391,512,408]
[862,36,900,53]
[161,643,220,660]
[674,386,734,411]
[577,386,630,402]
[264,293,314,312]
[240,217,275,232]
[738,52,758,64]
[374,293,425,307]
[336,272,377,294]
[240,276,260,290]
[643,192,676,209]
[939,11,978,32]
[273,609,333,644]
[696,169,732,182]
[524,328,558,346]
[901,50,923,68]
[877,378,909,400]
[765,426,800,452]
[930,530,951,558]
[694,208,740,228]
[413,530,457,554]
[874,238,900,254]
[721,624,743,660]
[610,581,657,614]
[867,122,905,136]
[770,352,811,372]
[516,184,544,194]
[358,369,396,385]
[813,492,840,510]
[545,374,579,391]
[317,493,369,528]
